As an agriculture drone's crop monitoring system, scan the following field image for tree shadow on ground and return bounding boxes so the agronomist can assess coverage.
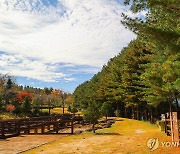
[115,119,124,121]
[95,132,122,135]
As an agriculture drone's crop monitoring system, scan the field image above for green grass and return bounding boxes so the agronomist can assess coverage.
[24,118,177,154]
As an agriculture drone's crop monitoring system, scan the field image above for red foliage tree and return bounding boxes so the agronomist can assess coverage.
[17,92,33,103]
[6,104,15,112]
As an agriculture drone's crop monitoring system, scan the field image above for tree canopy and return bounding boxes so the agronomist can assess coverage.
[73,0,180,122]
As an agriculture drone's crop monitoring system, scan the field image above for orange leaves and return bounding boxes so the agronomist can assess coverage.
[6,104,15,112]
[51,89,62,96]
[17,92,33,102]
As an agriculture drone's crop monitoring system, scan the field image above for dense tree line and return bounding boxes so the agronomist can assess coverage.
[0,74,73,117]
[73,0,180,124]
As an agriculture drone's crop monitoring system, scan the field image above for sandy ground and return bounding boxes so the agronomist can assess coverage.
[24,133,180,154]
[0,135,66,154]
[0,124,92,154]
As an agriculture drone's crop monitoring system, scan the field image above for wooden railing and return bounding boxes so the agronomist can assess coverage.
[161,112,179,142]
[0,114,83,139]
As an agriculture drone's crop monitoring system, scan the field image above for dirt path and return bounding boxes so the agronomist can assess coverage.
[24,118,180,154]
[0,124,92,154]
[0,135,67,154]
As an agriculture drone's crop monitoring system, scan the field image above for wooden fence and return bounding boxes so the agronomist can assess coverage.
[161,112,180,142]
[0,114,83,139]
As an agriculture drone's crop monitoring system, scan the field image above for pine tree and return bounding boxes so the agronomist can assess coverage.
[101,102,113,121]
[83,101,101,133]
[6,78,13,89]
[122,0,180,117]
[21,97,31,114]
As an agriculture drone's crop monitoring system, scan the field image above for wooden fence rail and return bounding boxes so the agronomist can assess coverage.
[0,114,83,139]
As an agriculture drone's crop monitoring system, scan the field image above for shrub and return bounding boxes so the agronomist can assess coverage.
[6,104,15,112]
[114,109,121,117]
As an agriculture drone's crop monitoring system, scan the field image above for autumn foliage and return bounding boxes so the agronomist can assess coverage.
[17,92,33,103]
[6,104,15,112]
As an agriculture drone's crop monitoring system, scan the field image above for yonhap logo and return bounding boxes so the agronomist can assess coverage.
[147,138,179,151]
[147,138,159,151]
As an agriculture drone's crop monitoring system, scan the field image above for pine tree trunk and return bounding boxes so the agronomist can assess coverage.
[131,106,134,119]
[92,123,95,133]
[145,108,147,121]
[150,108,153,123]
[147,108,150,121]
[169,101,172,114]
[125,107,127,118]
[175,95,179,118]
[149,107,152,123]
[158,107,161,120]
[122,102,125,117]
[136,106,139,120]
[154,108,157,121]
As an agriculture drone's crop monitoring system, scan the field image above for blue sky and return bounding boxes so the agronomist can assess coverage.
[16,73,94,93]
[0,0,145,93]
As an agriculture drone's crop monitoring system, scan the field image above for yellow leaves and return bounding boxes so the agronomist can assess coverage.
[163,66,169,70]
[151,20,158,24]
[65,96,74,104]
[163,63,170,70]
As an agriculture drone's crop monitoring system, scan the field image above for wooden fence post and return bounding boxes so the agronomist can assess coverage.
[172,112,179,142]
[27,121,30,134]
[35,127,38,134]
[71,118,74,134]
[7,122,11,132]
[164,114,167,134]
[1,122,5,139]
[41,122,45,134]
[47,124,50,130]
[56,121,59,134]
[17,120,20,136]
[169,112,174,141]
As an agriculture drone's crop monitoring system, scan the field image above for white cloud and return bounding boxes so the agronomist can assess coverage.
[64,77,75,82]
[0,53,66,82]
[0,0,136,82]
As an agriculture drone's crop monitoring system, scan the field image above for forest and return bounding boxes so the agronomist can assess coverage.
[0,74,73,118]
[0,0,179,125]
[0,1,180,153]
[73,0,180,123]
